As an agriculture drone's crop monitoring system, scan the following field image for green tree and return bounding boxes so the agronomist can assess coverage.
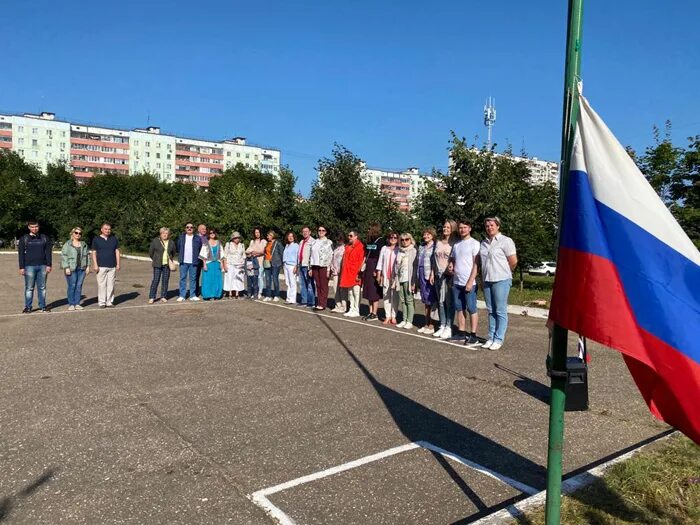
[0,151,42,240]
[207,164,275,238]
[639,121,684,205]
[270,166,301,234]
[305,144,405,238]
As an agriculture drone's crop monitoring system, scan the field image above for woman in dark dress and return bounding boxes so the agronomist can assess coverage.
[361,222,385,321]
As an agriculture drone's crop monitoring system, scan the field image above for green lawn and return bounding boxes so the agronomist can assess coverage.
[513,434,700,525]
[508,273,555,307]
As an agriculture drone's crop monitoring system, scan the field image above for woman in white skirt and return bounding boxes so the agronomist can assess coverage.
[223,231,246,298]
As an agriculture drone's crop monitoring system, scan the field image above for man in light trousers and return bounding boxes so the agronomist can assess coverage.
[91,223,120,308]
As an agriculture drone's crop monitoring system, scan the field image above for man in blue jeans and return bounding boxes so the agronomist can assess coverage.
[448,220,480,344]
[297,226,316,307]
[177,223,203,301]
[18,220,53,313]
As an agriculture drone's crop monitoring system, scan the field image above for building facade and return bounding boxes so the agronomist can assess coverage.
[364,166,431,212]
[0,111,281,187]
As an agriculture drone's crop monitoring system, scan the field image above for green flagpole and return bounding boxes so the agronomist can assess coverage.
[545,0,584,524]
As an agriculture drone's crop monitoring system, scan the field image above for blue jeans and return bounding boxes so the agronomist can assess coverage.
[24,265,47,309]
[299,265,315,306]
[65,268,86,306]
[452,283,478,314]
[264,266,281,298]
[436,273,454,328]
[248,274,259,297]
[483,279,512,343]
[179,263,198,298]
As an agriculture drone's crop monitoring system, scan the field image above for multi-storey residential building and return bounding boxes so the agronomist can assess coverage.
[364,166,431,212]
[0,112,71,174]
[0,111,281,187]
[175,137,224,187]
[70,123,130,181]
[448,149,559,187]
[130,127,176,182]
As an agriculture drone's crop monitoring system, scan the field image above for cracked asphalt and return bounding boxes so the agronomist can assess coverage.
[0,256,668,523]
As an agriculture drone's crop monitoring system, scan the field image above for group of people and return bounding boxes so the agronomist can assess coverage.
[17,217,517,349]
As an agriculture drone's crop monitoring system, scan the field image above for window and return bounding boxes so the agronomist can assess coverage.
[227,151,231,157]
[46,152,52,159]
[245,153,250,159]
[60,142,65,149]
[166,153,170,159]
[236,152,240,158]
[156,153,160,159]
[32,139,38,147]
[32,128,37,135]
[62,131,66,137]
[18,149,24,155]
[18,137,24,145]
[146,161,150,168]
[145,152,150,158]
[47,130,52,137]
[134,140,139,146]
[32,151,38,158]
[145,141,150,147]
[18,126,24,133]
[47,142,52,148]
[156,163,161,168]
[254,154,258,160]
[156,142,161,148]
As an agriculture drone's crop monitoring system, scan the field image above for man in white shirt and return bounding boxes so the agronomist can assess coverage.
[297,226,316,307]
[177,223,203,301]
[448,220,481,344]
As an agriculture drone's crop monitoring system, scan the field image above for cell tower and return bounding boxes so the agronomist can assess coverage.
[484,97,496,149]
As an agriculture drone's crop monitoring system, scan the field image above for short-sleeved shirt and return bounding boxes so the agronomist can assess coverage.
[434,240,452,272]
[479,234,516,282]
[91,235,119,268]
[450,238,480,286]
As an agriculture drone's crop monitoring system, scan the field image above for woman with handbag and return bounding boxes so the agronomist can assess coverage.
[60,227,91,311]
[148,227,177,304]
[431,220,458,339]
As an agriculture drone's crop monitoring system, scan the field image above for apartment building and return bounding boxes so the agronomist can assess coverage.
[365,166,431,212]
[0,111,281,187]
[130,127,176,182]
[0,112,71,174]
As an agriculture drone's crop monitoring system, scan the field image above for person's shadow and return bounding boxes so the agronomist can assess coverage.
[494,364,550,405]
[316,316,546,521]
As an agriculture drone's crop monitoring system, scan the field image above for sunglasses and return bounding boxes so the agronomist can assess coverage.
[186,226,194,229]
[318,228,326,232]
[73,231,82,235]
[389,235,398,239]
[400,238,410,241]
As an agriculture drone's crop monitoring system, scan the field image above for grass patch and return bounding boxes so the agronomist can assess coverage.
[513,434,700,524]
[508,274,554,307]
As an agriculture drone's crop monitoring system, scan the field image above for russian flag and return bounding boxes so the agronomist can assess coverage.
[549,97,700,444]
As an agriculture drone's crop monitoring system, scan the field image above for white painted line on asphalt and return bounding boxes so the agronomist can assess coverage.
[470,430,676,525]
[416,441,538,496]
[248,440,534,525]
[256,300,479,350]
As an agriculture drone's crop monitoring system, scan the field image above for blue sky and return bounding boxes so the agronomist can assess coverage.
[3,0,699,194]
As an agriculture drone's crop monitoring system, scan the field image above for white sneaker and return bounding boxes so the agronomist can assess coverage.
[432,326,445,338]
[177,297,186,302]
[423,326,435,335]
[440,327,452,340]
[263,297,271,302]
[403,323,414,330]
[396,321,406,328]
[67,305,75,311]
[481,339,495,349]
[75,304,84,311]
[273,297,280,302]
[346,311,360,318]
[189,296,201,302]
[417,326,427,333]
[257,294,263,300]
[489,341,503,351]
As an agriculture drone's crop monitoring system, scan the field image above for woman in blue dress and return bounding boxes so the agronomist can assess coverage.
[199,229,225,300]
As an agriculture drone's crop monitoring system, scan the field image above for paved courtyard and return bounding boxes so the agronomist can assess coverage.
[0,256,668,523]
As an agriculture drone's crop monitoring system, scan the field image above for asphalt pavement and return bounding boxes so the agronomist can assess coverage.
[0,256,668,524]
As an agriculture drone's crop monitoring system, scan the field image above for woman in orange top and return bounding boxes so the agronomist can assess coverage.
[339,230,365,317]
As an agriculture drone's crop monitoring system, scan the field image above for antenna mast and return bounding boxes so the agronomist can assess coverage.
[484,97,496,149]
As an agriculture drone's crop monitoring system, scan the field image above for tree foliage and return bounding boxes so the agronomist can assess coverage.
[414,135,559,275]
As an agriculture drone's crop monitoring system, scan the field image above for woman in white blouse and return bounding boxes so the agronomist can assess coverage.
[309,225,334,311]
[223,231,246,298]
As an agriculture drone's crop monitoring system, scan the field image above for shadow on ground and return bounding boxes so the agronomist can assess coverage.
[0,468,57,522]
[317,315,542,523]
